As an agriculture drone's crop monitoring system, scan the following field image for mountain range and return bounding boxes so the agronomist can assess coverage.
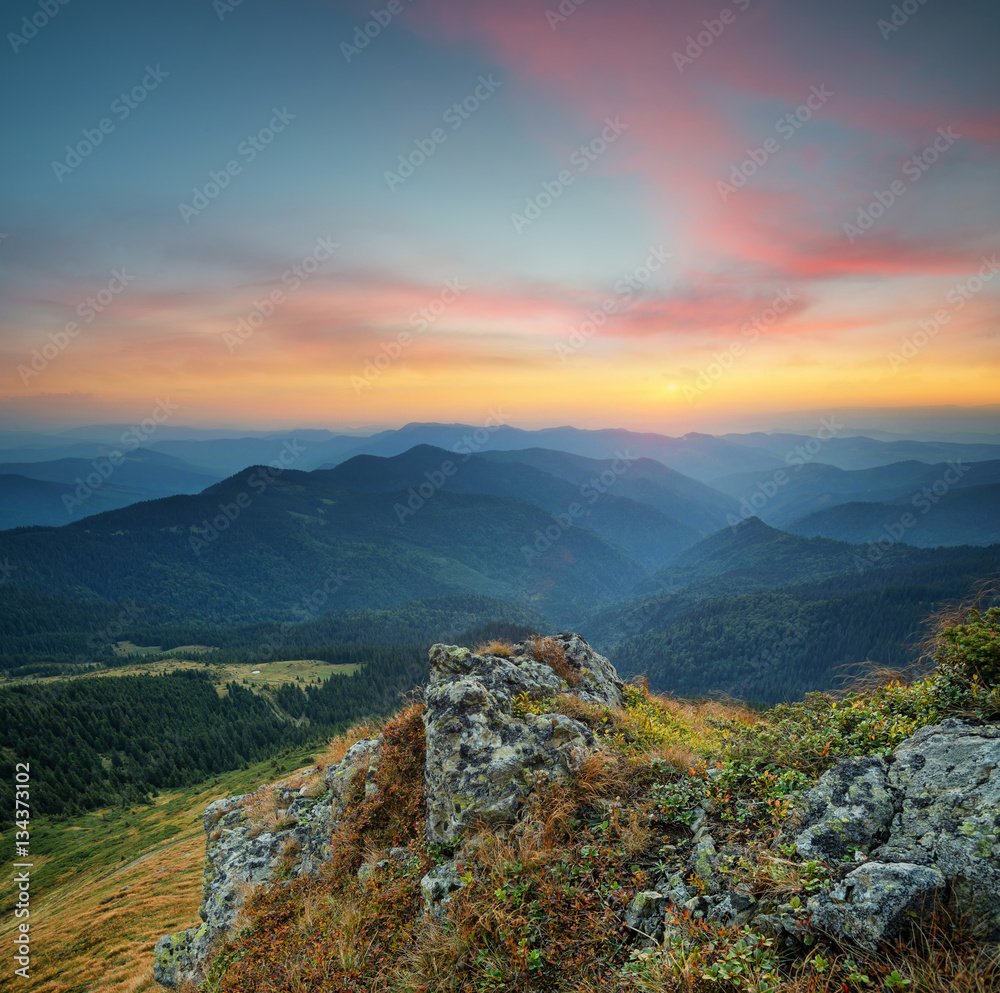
[2,432,999,702]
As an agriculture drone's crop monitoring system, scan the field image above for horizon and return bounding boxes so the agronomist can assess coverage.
[2,0,998,435]
[4,403,1000,446]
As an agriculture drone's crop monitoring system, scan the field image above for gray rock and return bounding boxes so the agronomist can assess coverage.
[420,861,464,914]
[795,755,898,864]
[656,871,694,907]
[423,642,600,844]
[325,738,380,814]
[682,895,709,916]
[687,838,720,893]
[808,862,945,950]
[154,741,378,988]
[625,890,668,940]
[797,720,1000,947]
[707,890,757,927]
[512,632,624,708]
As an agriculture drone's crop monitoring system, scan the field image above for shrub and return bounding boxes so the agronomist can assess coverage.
[924,604,1000,720]
[529,635,584,687]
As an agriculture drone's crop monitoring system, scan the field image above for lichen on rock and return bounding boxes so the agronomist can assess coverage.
[422,635,616,844]
[153,742,378,989]
[797,719,1000,948]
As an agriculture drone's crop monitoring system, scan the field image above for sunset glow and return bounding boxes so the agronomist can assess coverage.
[2,0,998,432]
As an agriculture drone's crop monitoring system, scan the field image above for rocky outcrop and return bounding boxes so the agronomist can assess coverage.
[798,719,1000,948]
[628,719,1000,953]
[154,633,616,986]
[153,742,379,989]
[423,635,619,844]
[154,630,1000,987]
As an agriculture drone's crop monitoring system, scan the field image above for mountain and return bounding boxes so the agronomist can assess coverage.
[0,461,648,632]
[145,435,370,476]
[474,447,737,533]
[787,483,1000,548]
[713,458,1000,528]
[317,445,705,569]
[0,449,222,530]
[590,517,921,644]
[587,520,1000,702]
[325,423,784,481]
[0,448,219,493]
[0,473,156,530]
[723,431,1000,470]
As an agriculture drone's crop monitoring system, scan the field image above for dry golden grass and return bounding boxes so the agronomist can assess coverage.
[530,635,584,687]
[0,810,205,993]
[645,741,702,773]
[474,639,515,657]
[316,719,383,771]
[243,785,296,839]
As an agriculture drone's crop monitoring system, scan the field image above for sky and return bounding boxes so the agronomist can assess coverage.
[1,0,998,435]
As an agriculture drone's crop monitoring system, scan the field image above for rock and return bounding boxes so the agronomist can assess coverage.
[794,755,898,864]
[707,890,757,927]
[657,871,694,907]
[511,632,624,707]
[420,861,464,915]
[796,720,1000,948]
[625,891,668,941]
[687,838,720,893]
[154,741,379,988]
[808,862,946,950]
[682,894,709,916]
[325,738,380,814]
[422,641,603,844]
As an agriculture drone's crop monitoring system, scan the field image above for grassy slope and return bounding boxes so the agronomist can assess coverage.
[0,743,324,993]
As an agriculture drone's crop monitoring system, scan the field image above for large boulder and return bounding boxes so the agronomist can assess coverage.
[423,634,620,844]
[794,755,899,863]
[797,719,1000,948]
